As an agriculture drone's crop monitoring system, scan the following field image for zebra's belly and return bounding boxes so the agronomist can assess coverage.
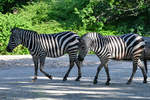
[46,53,65,58]
[30,50,65,58]
[46,50,65,58]
[109,54,132,60]
[109,53,126,60]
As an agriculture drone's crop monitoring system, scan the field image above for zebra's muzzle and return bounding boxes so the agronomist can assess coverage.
[6,46,13,52]
[78,57,84,61]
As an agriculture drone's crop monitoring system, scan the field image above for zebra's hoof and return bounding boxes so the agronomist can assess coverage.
[93,80,97,84]
[75,78,80,81]
[105,82,110,86]
[126,81,131,85]
[143,80,147,83]
[32,78,37,82]
[63,78,67,81]
[48,75,52,80]
[75,76,81,81]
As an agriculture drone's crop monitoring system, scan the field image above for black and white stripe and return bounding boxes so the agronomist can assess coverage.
[78,32,147,85]
[6,27,81,81]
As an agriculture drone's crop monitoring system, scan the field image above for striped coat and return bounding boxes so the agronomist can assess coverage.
[6,28,81,81]
[78,32,147,85]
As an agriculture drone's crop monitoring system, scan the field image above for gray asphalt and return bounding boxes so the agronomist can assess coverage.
[0,55,150,100]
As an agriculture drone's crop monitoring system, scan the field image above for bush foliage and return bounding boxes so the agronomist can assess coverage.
[0,0,150,54]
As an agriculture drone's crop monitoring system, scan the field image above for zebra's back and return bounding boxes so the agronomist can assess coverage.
[37,32,80,57]
[121,33,145,59]
[104,36,126,59]
[105,33,145,60]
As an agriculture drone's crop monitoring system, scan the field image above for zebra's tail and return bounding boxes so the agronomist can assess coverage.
[143,38,148,74]
[144,59,148,73]
[143,49,148,73]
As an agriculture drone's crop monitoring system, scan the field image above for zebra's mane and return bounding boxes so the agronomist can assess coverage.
[81,32,103,40]
[11,27,38,35]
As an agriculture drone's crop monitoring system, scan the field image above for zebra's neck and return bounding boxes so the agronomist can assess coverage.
[20,32,38,51]
[82,33,103,53]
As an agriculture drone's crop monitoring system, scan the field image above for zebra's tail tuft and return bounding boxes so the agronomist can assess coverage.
[143,50,148,73]
[144,59,148,73]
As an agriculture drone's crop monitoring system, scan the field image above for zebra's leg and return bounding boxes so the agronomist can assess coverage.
[104,63,111,85]
[32,56,39,82]
[127,60,138,84]
[63,59,74,81]
[137,59,147,83]
[40,57,52,80]
[93,63,104,84]
[143,59,148,73]
[93,58,107,84]
[75,60,82,81]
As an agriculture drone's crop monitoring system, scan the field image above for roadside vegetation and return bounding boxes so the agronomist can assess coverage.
[0,0,150,54]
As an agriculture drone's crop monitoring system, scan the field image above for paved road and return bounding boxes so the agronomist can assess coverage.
[0,55,150,100]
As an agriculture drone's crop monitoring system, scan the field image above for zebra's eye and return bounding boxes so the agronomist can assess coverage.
[11,37,15,41]
[81,46,86,50]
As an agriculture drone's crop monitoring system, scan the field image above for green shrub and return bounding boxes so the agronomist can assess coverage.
[0,12,33,54]
[0,0,150,55]
[74,0,150,35]
[0,0,32,14]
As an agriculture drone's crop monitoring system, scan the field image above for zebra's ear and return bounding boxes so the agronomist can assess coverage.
[11,27,19,33]
[78,38,83,43]
[78,38,81,42]
[10,28,14,33]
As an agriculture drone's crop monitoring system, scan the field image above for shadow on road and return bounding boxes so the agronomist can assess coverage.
[0,55,150,100]
[0,76,150,100]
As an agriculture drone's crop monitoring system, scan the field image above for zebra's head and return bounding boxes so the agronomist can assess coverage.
[78,35,90,61]
[6,28,21,52]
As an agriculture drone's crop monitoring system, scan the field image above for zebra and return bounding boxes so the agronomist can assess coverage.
[78,32,147,85]
[6,27,82,82]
